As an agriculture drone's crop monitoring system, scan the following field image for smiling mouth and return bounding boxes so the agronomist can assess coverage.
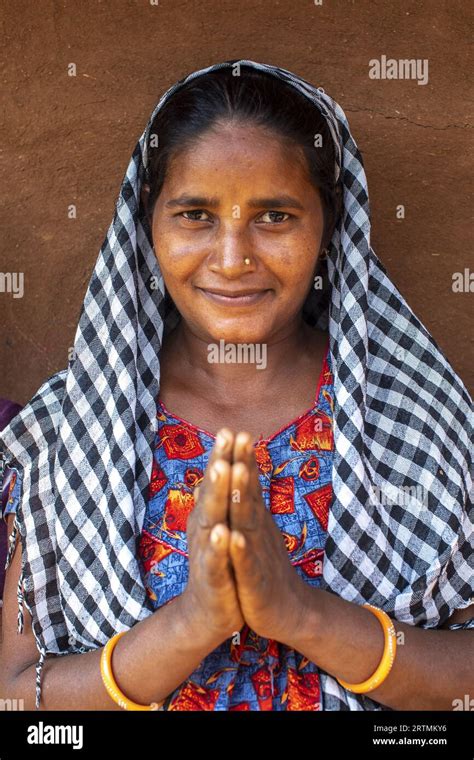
[196,287,272,306]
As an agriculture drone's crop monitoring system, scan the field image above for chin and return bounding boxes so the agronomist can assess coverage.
[205,321,270,347]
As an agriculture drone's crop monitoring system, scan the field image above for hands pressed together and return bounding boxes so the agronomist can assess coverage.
[182,428,311,645]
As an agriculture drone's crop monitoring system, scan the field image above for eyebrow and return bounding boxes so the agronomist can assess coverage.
[164,194,305,211]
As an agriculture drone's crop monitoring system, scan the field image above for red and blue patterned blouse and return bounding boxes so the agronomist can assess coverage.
[3,337,335,710]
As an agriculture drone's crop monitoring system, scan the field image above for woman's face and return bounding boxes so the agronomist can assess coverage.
[142,120,326,345]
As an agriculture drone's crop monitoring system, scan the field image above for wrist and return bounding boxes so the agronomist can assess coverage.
[284,581,325,652]
[174,591,227,652]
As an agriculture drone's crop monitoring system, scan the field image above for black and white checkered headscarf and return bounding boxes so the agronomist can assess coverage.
[1,59,473,711]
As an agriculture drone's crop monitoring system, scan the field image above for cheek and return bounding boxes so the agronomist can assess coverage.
[153,235,201,285]
[265,243,318,291]
[295,234,322,277]
[257,223,320,269]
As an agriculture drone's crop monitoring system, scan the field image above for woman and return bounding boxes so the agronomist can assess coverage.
[0,59,472,712]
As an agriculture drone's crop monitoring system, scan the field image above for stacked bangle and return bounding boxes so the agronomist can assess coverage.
[100,631,166,710]
[336,603,397,694]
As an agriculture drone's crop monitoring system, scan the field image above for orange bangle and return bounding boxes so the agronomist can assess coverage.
[336,603,397,694]
[100,631,166,710]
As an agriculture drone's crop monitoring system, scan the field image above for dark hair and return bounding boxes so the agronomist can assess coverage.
[145,65,342,249]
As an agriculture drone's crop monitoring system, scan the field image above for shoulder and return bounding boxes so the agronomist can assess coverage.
[0,369,68,520]
[0,369,67,458]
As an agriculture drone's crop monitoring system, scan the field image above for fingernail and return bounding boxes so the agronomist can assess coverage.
[211,525,223,545]
[210,465,219,483]
[216,431,229,452]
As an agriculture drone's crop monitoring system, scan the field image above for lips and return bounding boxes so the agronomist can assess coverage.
[197,287,271,306]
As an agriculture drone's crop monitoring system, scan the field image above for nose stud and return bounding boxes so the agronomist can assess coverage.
[243,257,251,265]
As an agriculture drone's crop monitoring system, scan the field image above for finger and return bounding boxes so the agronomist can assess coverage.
[230,460,259,533]
[205,522,232,583]
[229,529,256,582]
[233,432,260,493]
[199,458,231,528]
[232,430,252,464]
[209,427,235,468]
[193,427,233,513]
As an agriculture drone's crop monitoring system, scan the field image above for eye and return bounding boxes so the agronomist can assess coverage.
[179,210,212,222]
[257,210,292,224]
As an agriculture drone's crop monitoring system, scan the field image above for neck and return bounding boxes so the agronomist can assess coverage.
[163,314,318,406]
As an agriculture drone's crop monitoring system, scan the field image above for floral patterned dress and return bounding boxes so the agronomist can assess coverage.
[138,337,334,710]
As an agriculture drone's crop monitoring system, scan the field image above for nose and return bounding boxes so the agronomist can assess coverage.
[207,226,255,277]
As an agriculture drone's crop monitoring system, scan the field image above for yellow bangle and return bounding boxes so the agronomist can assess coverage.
[100,631,166,710]
[336,603,397,694]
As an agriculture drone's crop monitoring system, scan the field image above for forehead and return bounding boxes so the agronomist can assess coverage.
[164,121,312,190]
